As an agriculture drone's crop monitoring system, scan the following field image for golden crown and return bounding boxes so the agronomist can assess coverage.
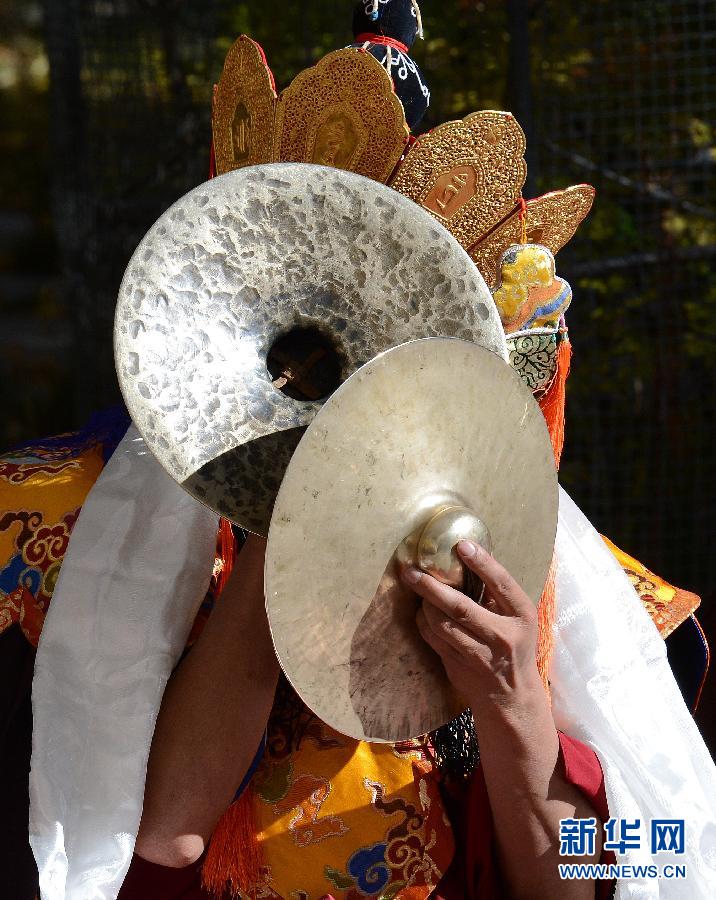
[211,36,594,292]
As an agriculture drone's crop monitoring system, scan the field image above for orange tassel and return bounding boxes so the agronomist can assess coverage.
[202,786,262,898]
[538,336,571,470]
[535,336,572,693]
[216,518,237,595]
[536,559,557,695]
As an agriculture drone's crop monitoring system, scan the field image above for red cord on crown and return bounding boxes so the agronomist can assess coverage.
[518,196,528,244]
[354,32,410,55]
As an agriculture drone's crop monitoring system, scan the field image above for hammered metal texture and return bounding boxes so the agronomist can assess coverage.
[273,49,409,183]
[470,184,596,289]
[390,111,527,251]
[266,338,558,742]
[114,163,506,534]
[212,35,277,175]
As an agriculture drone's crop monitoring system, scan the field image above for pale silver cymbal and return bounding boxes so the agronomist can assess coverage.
[114,163,506,533]
[265,338,558,742]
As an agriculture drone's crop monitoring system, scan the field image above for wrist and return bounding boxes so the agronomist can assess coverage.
[469,660,546,715]
[469,669,554,746]
[472,686,560,802]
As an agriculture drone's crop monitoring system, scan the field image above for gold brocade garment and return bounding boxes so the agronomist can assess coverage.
[0,440,105,646]
[601,536,700,640]
[244,695,455,900]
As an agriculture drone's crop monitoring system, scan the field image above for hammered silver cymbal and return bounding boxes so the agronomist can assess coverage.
[114,163,506,533]
[265,338,558,742]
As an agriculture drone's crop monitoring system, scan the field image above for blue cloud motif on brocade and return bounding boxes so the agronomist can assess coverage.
[347,841,390,894]
[0,554,41,597]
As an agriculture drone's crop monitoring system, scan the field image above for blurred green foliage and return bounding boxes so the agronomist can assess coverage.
[0,1,72,445]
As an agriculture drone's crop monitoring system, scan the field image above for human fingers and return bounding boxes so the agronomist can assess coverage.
[419,597,485,657]
[401,566,499,640]
[455,541,535,618]
[416,606,466,664]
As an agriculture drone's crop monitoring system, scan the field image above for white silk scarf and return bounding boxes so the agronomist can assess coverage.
[553,487,716,898]
[29,427,219,899]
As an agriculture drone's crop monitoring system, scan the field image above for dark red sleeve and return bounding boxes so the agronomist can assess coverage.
[118,852,209,899]
[558,732,616,900]
[558,732,609,824]
[435,732,614,900]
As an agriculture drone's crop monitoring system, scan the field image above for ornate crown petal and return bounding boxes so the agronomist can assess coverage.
[389,111,527,251]
[273,49,408,181]
[470,184,595,289]
[212,39,408,184]
[212,35,277,174]
[211,37,594,289]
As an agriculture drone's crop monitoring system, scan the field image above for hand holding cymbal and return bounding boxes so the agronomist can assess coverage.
[403,539,543,718]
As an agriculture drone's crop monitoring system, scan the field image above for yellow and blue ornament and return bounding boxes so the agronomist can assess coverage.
[492,241,572,404]
[492,242,572,335]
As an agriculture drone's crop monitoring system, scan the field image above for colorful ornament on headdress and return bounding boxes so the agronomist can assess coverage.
[491,239,572,408]
[492,243,572,334]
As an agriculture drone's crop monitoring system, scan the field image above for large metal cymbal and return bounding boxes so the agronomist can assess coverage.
[114,163,506,533]
[265,338,558,742]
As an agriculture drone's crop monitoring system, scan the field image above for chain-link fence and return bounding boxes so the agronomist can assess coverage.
[536,0,716,602]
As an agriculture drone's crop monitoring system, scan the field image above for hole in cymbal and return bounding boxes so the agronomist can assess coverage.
[267,326,343,402]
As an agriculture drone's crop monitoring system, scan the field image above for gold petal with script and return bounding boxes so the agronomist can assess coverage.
[470,184,595,289]
[390,111,527,251]
[212,35,277,175]
[274,49,409,184]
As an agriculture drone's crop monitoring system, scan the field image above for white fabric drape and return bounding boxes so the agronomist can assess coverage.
[29,427,219,900]
[552,487,716,898]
